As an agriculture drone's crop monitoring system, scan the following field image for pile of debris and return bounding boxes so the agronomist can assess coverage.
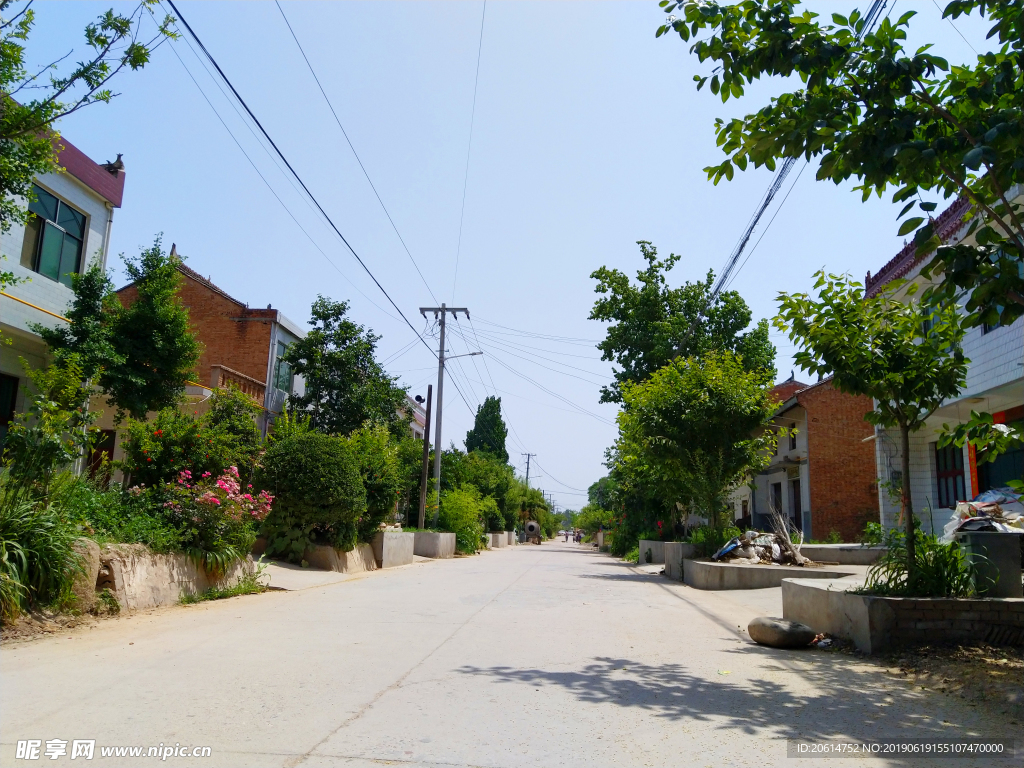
[711,529,812,566]
[940,488,1024,542]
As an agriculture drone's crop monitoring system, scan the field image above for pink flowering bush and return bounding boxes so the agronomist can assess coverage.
[160,467,273,573]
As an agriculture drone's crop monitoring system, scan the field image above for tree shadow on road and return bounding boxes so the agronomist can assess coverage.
[457,652,1011,763]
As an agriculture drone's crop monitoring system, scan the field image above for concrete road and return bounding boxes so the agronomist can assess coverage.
[1,542,1018,767]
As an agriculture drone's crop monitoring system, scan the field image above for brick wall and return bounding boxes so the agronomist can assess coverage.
[886,597,1024,647]
[799,382,878,541]
[117,269,273,389]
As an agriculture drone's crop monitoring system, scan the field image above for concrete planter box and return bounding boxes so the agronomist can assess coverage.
[413,531,456,559]
[783,577,1024,653]
[800,544,886,565]
[98,545,254,611]
[304,543,377,574]
[372,531,415,568]
[955,531,1024,598]
[638,540,665,565]
[506,531,516,546]
[663,543,697,581]
[490,533,507,549]
[683,559,856,590]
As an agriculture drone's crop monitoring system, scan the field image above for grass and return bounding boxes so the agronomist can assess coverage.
[180,561,267,605]
[623,545,640,564]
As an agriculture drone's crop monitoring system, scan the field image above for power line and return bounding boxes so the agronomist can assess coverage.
[931,0,977,54]
[274,1,439,304]
[532,458,589,493]
[451,0,487,303]
[475,317,602,345]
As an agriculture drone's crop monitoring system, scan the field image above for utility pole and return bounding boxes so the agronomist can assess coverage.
[522,453,536,487]
[417,385,433,529]
[420,304,480,527]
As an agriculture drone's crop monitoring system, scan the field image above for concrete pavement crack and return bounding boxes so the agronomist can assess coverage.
[288,551,544,768]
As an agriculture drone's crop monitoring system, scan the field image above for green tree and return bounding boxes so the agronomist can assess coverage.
[285,296,409,437]
[465,396,509,463]
[204,385,263,482]
[590,241,775,403]
[1,1,174,234]
[103,238,201,420]
[658,0,1024,328]
[587,476,617,509]
[616,349,779,530]
[775,272,967,573]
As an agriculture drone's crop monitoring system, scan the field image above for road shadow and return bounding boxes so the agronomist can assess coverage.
[456,652,1013,764]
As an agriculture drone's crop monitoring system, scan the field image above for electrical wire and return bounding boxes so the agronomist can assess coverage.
[474,317,602,345]
[451,0,487,303]
[274,1,439,304]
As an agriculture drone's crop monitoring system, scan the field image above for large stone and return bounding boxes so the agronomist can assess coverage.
[71,538,101,612]
[747,616,817,648]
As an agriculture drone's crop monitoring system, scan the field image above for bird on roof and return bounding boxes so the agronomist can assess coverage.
[101,154,124,174]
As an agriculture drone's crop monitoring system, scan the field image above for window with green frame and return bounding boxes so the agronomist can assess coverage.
[273,341,292,392]
[19,185,86,288]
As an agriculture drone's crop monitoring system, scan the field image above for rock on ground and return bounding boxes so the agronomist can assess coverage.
[747,616,816,648]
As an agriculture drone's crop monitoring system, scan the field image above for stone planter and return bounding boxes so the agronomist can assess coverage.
[97,544,254,611]
[414,531,456,559]
[506,531,516,546]
[303,543,377,574]
[955,531,1023,598]
[663,542,696,581]
[638,540,665,565]
[372,531,415,568]
[683,559,855,590]
[799,544,886,565]
[490,532,507,549]
[783,577,1024,653]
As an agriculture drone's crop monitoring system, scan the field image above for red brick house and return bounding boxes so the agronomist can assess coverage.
[729,376,879,541]
[115,250,305,435]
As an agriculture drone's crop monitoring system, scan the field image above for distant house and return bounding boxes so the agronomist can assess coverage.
[0,138,125,445]
[406,395,427,441]
[729,375,879,541]
[864,192,1024,533]
[115,255,305,436]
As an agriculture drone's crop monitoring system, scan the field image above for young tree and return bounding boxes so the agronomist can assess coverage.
[104,238,201,420]
[285,296,409,437]
[658,1,1024,328]
[590,241,775,402]
[616,349,779,529]
[465,395,509,462]
[775,272,967,570]
[1,1,175,233]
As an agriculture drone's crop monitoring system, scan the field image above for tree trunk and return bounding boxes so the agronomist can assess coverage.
[899,422,916,580]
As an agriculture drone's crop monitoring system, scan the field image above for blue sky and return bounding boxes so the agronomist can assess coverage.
[29,1,990,510]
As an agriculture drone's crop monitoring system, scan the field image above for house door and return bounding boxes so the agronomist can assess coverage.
[791,478,802,531]
[934,443,965,508]
[89,429,116,482]
[771,482,782,516]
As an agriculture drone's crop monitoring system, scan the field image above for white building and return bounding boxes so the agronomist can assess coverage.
[0,139,125,443]
[865,193,1024,534]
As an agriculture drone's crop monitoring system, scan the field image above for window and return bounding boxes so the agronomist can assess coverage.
[19,185,86,288]
[771,482,782,515]
[791,478,802,531]
[934,443,965,509]
[0,374,17,447]
[789,422,797,451]
[273,341,292,392]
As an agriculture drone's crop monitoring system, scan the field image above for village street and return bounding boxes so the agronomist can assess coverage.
[2,542,1015,768]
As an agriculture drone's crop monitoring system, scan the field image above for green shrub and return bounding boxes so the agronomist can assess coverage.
[348,423,402,542]
[624,546,639,564]
[0,472,83,623]
[858,529,979,598]
[438,485,485,554]
[204,385,263,483]
[689,525,742,558]
[256,432,366,561]
[118,408,236,489]
[859,521,885,545]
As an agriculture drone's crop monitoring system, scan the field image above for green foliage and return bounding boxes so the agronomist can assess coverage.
[0,472,83,623]
[2,358,98,494]
[576,503,612,536]
[438,485,485,554]
[690,525,742,559]
[0,1,174,234]
[624,545,640,564]
[858,529,979,597]
[267,409,313,445]
[616,349,779,527]
[659,0,1024,328]
[285,296,410,437]
[860,521,886,546]
[70,482,182,553]
[205,385,262,482]
[590,241,775,403]
[102,238,202,420]
[775,272,967,564]
[587,476,617,509]
[348,423,403,542]
[465,396,509,463]
[117,408,236,490]
[256,432,366,561]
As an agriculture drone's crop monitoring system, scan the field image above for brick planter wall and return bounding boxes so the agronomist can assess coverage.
[887,597,1024,647]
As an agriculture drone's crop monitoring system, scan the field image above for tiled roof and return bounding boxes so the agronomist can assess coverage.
[864,196,972,296]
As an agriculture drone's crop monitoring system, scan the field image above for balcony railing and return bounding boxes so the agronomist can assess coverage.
[209,365,266,407]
